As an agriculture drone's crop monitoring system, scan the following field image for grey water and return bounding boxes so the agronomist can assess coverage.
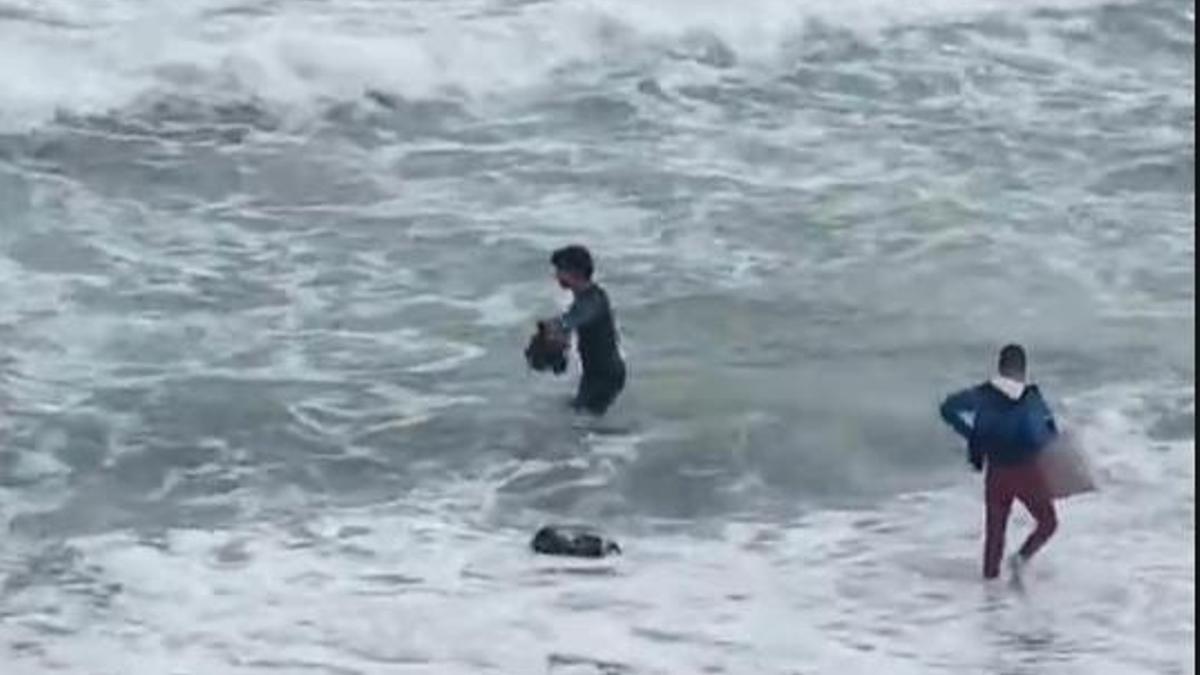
[0,0,1193,673]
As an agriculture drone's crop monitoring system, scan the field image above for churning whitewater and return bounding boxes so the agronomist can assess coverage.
[0,0,1193,673]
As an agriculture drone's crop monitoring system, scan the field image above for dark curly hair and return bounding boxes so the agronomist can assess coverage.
[550,245,594,280]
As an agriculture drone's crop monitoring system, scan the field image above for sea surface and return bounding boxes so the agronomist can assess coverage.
[0,0,1194,673]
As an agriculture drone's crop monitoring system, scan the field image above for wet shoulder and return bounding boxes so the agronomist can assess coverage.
[585,284,611,309]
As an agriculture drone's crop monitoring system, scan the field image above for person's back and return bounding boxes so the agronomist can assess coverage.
[939,344,1060,581]
[959,381,1057,468]
[571,284,621,376]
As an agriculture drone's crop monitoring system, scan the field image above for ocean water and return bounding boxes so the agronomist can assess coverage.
[0,0,1193,673]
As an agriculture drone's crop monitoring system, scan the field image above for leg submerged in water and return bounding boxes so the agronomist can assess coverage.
[1016,473,1058,561]
[983,466,1018,580]
[1002,465,1057,584]
[984,492,1015,580]
[572,363,626,416]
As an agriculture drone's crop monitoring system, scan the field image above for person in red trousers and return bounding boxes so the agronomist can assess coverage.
[940,344,1060,581]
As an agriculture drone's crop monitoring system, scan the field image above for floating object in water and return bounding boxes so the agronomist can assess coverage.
[530,525,621,558]
[524,320,568,375]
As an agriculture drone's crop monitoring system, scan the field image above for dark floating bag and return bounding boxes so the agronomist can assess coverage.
[525,320,568,375]
[530,524,621,558]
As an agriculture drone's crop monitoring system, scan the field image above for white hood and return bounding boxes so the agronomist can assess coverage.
[989,375,1026,400]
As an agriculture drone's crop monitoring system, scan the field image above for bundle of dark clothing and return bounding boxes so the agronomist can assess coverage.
[524,320,568,375]
[530,524,621,558]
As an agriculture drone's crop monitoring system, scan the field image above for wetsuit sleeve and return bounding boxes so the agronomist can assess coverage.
[555,292,605,333]
[939,386,979,440]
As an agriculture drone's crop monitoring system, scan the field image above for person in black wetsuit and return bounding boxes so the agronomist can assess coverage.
[542,245,626,416]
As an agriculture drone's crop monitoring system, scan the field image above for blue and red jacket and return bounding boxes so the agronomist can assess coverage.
[940,381,1058,469]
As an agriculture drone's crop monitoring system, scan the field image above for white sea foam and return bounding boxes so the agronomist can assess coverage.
[0,382,1190,674]
[0,0,1136,130]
